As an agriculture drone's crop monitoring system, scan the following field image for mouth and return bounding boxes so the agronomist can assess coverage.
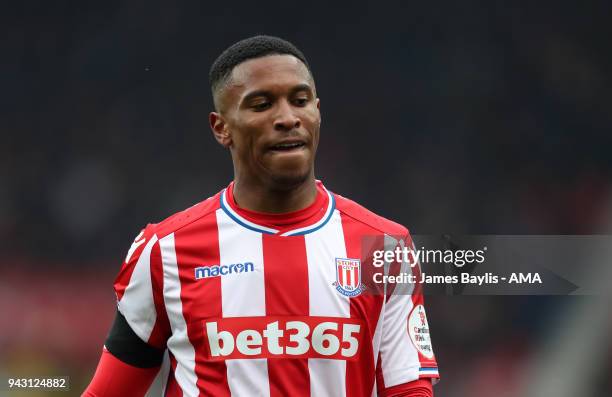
[268,141,307,152]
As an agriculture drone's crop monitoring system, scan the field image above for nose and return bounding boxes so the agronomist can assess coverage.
[273,100,301,131]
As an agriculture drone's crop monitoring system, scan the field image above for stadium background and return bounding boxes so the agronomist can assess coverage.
[2,1,611,396]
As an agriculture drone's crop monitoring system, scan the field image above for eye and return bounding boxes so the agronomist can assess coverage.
[251,101,271,111]
[293,97,309,106]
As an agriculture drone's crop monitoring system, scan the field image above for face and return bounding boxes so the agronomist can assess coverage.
[210,55,321,190]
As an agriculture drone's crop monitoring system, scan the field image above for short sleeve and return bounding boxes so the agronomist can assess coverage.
[113,224,170,349]
[376,232,439,391]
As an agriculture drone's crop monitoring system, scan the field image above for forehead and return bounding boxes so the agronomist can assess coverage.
[229,54,313,95]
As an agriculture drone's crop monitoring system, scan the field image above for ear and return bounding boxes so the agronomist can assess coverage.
[209,112,232,148]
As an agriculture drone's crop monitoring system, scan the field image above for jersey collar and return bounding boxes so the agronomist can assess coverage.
[219,181,336,236]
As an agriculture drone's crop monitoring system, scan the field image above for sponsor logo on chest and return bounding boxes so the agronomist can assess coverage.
[202,316,364,361]
[194,262,254,280]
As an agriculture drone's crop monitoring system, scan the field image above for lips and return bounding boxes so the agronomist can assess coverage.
[268,140,306,151]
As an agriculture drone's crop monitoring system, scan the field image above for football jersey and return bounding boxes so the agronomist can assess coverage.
[114,181,439,397]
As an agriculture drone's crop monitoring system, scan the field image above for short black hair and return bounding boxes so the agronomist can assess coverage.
[209,35,312,110]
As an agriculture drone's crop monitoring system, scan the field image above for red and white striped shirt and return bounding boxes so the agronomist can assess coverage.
[114,181,439,397]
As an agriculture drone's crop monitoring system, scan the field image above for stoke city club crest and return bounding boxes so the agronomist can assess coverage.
[333,258,365,297]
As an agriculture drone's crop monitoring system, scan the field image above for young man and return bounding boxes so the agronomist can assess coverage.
[83,35,439,397]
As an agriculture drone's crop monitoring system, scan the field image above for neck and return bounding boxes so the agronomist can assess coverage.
[232,175,318,214]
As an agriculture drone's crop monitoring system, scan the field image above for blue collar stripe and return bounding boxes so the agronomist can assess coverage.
[220,186,335,236]
[220,190,279,235]
[281,192,336,236]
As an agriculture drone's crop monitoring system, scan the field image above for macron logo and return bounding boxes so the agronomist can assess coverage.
[195,262,255,280]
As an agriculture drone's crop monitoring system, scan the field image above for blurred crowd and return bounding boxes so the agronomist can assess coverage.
[2,1,611,395]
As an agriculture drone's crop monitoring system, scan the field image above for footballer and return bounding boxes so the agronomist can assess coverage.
[83,35,439,397]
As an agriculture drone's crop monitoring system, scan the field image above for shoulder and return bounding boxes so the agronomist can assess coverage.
[333,192,409,236]
[143,190,223,240]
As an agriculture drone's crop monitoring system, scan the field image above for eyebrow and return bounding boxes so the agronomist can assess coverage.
[241,83,314,104]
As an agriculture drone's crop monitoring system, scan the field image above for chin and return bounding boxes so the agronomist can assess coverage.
[268,168,311,191]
